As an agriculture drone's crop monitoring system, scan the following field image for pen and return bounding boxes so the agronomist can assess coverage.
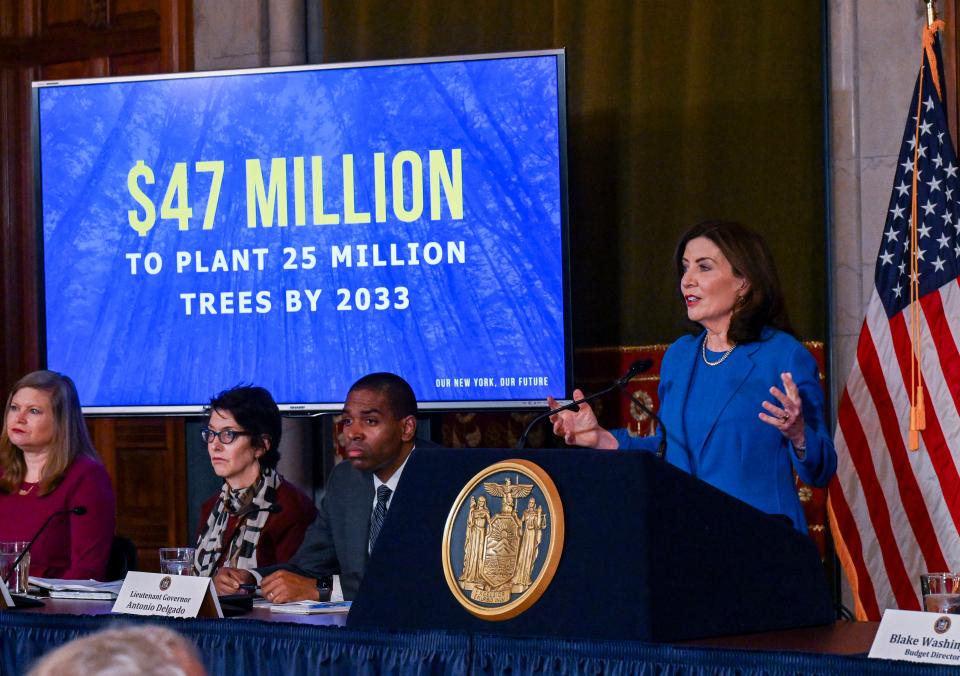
[238,583,259,592]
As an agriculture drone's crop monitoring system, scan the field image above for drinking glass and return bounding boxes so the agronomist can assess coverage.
[0,541,31,594]
[920,572,960,613]
[158,547,195,576]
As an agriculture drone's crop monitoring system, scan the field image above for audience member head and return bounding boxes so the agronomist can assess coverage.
[0,370,98,495]
[673,220,792,344]
[27,624,206,676]
[341,373,418,481]
[203,385,281,488]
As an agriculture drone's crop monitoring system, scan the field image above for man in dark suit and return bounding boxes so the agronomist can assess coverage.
[214,372,420,601]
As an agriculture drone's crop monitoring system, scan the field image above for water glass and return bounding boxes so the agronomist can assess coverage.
[920,572,960,613]
[158,547,195,576]
[0,541,31,594]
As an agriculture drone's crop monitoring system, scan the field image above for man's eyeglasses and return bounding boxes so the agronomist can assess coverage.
[200,428,252,445]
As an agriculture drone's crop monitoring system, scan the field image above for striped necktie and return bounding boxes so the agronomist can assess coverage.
[368,485,392,553]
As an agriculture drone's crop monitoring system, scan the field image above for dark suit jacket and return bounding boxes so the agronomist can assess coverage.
[257,441,439,600]
[257,460,373,600]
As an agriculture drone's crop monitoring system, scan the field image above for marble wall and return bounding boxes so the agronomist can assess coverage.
[193,0,306,71]
[828,1,928,406]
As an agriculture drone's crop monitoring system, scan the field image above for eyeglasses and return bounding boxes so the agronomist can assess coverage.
[200,428,252,445]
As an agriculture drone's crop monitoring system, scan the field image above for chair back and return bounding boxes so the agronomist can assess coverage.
[105,535,138,580]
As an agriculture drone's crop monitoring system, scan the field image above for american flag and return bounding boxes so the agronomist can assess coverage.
[828,28,960,620]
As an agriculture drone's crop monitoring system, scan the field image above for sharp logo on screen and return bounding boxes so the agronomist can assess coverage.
[441,459,564,620]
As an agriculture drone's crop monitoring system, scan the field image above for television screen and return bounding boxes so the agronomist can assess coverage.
[33,50,571,413]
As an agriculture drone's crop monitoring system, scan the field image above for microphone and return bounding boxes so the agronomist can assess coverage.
[4,506,87,585]
[516,360,654,449]
[235,503,282,519]
[626,390,670,461]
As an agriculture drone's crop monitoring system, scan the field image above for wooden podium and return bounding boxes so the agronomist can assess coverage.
[348,448,834,641]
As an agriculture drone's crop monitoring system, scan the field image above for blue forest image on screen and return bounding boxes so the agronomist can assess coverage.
[37,53,568,409]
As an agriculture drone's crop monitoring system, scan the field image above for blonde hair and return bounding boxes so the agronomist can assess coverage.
[27,624,205,676]
[0,370,99,495]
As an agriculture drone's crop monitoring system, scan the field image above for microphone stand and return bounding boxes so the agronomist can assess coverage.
[217,503,284,571]
[516,360,653,449]
[4,506,86,585]
[515,399,582,450]
[235,503,283,520]
[626,390,669,461]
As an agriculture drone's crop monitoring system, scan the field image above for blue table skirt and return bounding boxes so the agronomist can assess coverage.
[0,612,947,675]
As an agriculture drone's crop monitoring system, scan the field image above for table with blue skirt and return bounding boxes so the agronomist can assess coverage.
[0,599,948,674]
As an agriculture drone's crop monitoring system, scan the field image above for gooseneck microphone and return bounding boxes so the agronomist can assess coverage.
[235,503,283,519]
[516,359,654,449]
[4,506,87,585]
[627,389,670,462]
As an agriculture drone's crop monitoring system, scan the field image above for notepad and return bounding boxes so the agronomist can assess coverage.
[29,577,122,599]
[269,600,352,614]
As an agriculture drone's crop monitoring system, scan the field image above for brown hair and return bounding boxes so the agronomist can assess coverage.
[674,220,793,344]
[0,370,99,496]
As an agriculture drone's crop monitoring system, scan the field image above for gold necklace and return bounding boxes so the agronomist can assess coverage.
[702,337,736,366]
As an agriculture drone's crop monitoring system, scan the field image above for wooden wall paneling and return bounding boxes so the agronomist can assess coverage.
[0,63,40,398]
[42,57,108,79]
[1,0,194,566]
[94,418,188,573]
[43,1,91,27]
[160,0,192,71]
[111,50,162,75]
[945,0,959,146]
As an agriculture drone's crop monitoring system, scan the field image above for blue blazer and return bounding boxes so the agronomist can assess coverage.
[613,328,836,532]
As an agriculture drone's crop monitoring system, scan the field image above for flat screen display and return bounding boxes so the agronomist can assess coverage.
[33,50,571,413]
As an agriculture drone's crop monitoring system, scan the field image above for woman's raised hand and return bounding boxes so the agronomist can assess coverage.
[759,372,806,449]
[546,389,619,449]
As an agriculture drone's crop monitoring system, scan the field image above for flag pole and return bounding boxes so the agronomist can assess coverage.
[927,0,937,28]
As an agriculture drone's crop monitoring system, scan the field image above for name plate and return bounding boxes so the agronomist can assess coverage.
[869,609,960,665]
[112,572,222,619]
[0,579,13,609]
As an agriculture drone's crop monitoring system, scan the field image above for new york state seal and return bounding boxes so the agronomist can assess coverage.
[441,459,564,620]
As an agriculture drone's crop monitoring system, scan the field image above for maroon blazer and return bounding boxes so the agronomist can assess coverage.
[195,478,317,570]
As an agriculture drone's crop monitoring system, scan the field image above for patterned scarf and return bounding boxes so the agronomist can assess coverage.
[194,466,281,577]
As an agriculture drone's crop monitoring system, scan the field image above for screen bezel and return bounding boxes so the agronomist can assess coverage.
[31,49,573,415]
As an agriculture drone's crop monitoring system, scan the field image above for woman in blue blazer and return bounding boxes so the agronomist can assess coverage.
[550,221,837,533]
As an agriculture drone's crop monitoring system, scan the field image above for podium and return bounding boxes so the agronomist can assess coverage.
[348,448,834,641]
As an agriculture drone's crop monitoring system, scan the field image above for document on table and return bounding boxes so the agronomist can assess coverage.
[29,577,123,600]
[269,600,352,614]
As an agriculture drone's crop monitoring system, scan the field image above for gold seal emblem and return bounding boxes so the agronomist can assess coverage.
[442,459,564,620]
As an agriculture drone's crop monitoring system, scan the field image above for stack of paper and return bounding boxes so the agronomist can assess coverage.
[29,577,123,600]
[269,600,352,614]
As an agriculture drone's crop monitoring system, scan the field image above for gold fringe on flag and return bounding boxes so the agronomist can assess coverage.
[907,18,943,451]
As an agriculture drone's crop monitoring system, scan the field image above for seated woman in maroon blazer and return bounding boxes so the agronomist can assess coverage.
[193,386,317,576]
[0,370,116,579]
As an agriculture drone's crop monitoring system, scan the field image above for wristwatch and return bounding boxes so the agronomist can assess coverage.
[316,575,332,602]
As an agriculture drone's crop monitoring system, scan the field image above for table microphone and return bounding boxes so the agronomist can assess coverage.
[516,359,653,449]
[3,506,87,585]
[627,389,670,461]
[235,503,282,519]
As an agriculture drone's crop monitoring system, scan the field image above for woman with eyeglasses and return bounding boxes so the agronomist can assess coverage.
[193,385,316,577]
